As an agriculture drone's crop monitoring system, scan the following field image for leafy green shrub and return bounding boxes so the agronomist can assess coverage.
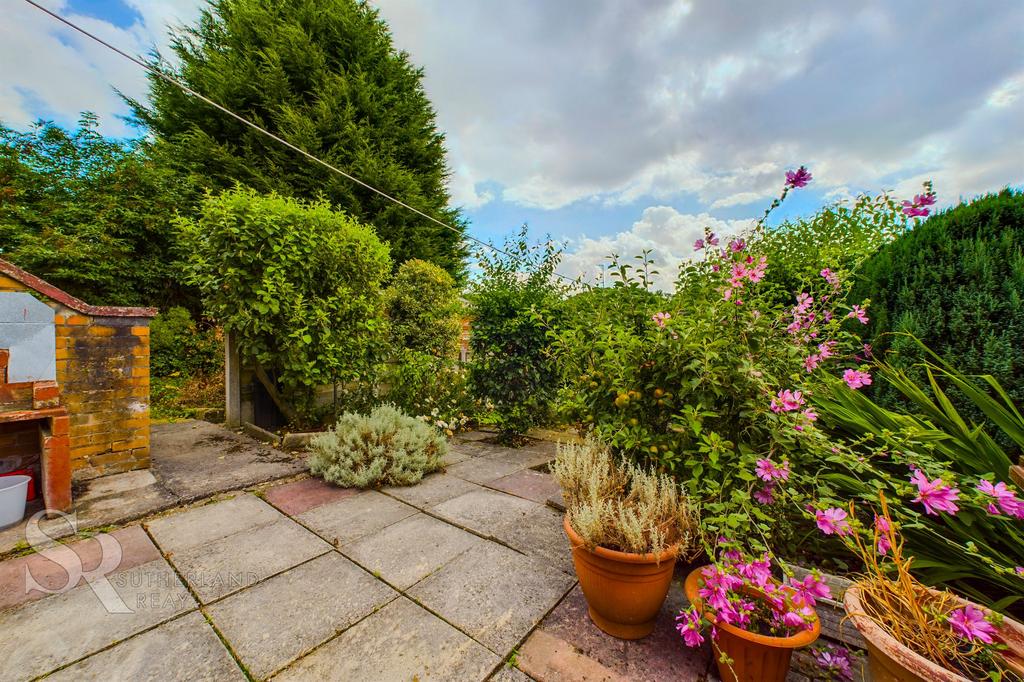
[469,227,564,442]
[378,350,473,434]
[150,306,222,377]
[748,192,907,302]
[179,188,391,419]
[385,259,462,358]
[551,439,699,557]
[308,404,447,487]
[853,189,1024,437]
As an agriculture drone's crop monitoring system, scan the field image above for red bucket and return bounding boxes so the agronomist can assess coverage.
[0,469,36,501]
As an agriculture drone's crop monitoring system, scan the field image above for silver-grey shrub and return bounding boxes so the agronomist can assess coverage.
[308,404,447,487]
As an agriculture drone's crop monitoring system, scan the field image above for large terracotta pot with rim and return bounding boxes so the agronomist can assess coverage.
[563,515,677,639]
[844,584,1024,682]
[684,566,820,682]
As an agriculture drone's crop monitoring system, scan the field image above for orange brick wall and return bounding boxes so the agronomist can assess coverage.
[0,274,152,480]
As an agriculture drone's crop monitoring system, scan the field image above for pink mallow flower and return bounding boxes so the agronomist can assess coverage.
[746,256,767,283]
[910,469,960,516]
[847,305,869,324]
[754,484,776,505]
[843,369,872,390]
[785,166,812,188]
[693,238,705,250]
[794,408,817,432]
[676,607,705,647]
[789,572,832,608]
[818,341,836,360]
[707,233,720,246]
[816,507,852,536]
[820,268,840,286]
[977,480,1024,518]
[804,353,821,373]
[771,389,805,413]
[813,645,854,682]
[875,515,892,555]
[729,238,746,253]
[652,311,671,329]
[948,606,996,644]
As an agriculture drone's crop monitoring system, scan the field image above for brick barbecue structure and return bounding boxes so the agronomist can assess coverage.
[0,259,157,513]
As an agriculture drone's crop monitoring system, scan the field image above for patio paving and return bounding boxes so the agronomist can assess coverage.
[0,433,725,681]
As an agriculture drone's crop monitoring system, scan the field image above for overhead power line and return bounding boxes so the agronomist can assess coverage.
[23,0,580,283]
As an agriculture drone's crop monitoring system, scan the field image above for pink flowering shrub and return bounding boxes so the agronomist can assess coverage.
[553,168,909,549]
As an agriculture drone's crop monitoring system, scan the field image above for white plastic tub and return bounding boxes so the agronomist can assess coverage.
[0,475,30,528]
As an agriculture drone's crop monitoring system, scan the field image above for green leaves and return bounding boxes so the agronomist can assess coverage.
[180,187,391,419]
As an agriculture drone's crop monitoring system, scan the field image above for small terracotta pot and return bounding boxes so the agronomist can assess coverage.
[563,515,677,639]
[684,566,820,682]
[844,585,1024,682]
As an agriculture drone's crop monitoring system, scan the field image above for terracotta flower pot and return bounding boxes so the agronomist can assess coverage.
[844,584,1024,682]
[563,515,677,639]
[684,566,820,682]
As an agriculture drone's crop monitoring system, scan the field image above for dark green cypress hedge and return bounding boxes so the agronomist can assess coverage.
[853,188,1024,441]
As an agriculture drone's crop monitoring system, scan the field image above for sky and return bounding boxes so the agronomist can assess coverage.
[2,0,1023,286]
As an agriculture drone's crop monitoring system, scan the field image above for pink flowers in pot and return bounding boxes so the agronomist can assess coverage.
[677,551,826,648]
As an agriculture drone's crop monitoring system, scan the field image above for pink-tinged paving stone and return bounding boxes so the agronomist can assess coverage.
[538,581,712,681]
[263,477,359,516]
[518,630,628,682]
[489,469,561,504]
[0,525,160,611]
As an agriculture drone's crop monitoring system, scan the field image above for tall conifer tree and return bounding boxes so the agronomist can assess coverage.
[131,0,467,278]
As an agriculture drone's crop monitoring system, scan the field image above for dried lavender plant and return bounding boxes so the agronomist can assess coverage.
[551,440,699,558]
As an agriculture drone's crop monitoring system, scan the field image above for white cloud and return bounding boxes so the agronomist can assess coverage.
[0,0,201,137]
[375,0,1024,211]
[559,206,752,289]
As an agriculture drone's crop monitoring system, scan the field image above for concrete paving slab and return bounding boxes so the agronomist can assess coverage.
[297,490,417,546]
[342,513,483,589]
[449,441,501,458]
[489,665,537,682]
[151,420,305,500]
[0,558,195,682]
[208,552,396,679]
[79,469,158,500]
[168,518,331,603]
[446,455,529,484]
[496,506,575,576]
[441,446,474,466]
[45,611,244,682]
[454,430,494,442]
[262,477,359,517]
[518,629,627,682]
[146,494,284,555]
[384,472,481,508]
[488,469,561,504]
[273,596,499,682]
[485,448,555,470]
[432,489,540,539]
[408,542,576,656]
[0,524,161,612]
